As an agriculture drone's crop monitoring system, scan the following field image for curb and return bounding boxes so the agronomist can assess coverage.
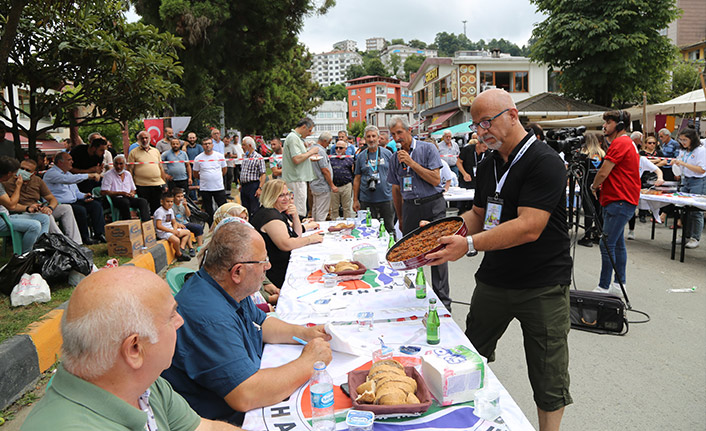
[0,239,175,410]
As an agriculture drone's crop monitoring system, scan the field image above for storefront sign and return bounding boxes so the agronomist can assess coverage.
[424,67,439,84]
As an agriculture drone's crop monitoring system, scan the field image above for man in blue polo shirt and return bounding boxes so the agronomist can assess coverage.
[353,125,394,233]
[162,222,332,426]
[387,115,451,309]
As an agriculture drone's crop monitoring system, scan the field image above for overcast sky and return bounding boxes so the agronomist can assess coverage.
[299,0,545,54]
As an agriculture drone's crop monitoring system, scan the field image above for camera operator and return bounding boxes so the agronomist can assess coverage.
[578,131,607,247]
[590,110,640,297]
[353,126,394,233]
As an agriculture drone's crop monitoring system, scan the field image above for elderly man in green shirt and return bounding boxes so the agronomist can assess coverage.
[282,117,319,217]
[21,266,242,431]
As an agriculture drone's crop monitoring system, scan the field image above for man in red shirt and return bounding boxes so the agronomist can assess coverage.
[590,110,640,296]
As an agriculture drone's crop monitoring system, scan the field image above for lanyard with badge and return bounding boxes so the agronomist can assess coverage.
[367,148,381,185]
[483,135,536,231]
[473,148,485,177]
[402,141,416,192]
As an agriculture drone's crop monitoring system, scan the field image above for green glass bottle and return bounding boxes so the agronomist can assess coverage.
[427,298,440,345]
[378,219,386,238]
[388,234,396,250]
[415,268,426,299]
[366,209,372,227]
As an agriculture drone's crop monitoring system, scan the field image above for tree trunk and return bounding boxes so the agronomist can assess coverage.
[0,0,29,87]
[5,85,22,160]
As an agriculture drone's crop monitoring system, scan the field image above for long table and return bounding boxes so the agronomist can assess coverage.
[243,221,534,430]
[639,192,706,262]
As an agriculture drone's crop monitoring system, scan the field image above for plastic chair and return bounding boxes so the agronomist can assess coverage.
[165,267,195,296]
[94,186,141,222]
[0,212,24,255]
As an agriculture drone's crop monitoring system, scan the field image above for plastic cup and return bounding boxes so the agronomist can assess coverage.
[474,387,501,420]
[322,273,338,288]
[357,312,373,331]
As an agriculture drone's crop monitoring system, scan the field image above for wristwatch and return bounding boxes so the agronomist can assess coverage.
[466,235,478,257]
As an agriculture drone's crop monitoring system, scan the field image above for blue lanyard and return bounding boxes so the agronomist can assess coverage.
[367,148,380,172]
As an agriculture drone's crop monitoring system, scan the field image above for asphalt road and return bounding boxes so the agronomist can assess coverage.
[443,220,706,430]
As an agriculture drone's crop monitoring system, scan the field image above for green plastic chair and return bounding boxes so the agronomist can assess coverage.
[165,267,195,296]
[0,212,24,255]
[93,186,141,222]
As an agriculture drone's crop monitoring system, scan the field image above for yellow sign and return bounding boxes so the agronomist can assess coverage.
[424,67,439,84]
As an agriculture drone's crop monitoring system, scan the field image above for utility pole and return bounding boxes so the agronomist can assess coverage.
[462,20,467,38]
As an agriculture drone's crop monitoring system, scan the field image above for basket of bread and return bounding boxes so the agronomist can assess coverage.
[323,260,367,279]
[347,359,432,415]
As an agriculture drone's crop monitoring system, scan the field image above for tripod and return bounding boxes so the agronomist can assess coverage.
[567,156,650,324]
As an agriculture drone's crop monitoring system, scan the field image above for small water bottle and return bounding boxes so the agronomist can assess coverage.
[365,209,372,227]
[310,361,335,431]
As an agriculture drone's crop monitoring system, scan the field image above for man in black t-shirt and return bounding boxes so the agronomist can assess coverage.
[428,89,572,431]
[457,138,488,189]
[70,137,107,193]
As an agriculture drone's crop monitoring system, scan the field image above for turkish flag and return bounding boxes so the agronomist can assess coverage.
[143,119,164,146]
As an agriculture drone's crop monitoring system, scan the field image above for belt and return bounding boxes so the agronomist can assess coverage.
[404,193,443,206]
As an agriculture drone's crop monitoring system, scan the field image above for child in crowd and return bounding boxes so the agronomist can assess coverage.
[172,188,203,257]
[154,191,192,262]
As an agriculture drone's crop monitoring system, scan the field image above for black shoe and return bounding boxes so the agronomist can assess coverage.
[83,237,97,245]
[639,214,647,223]
[94,234,107,244]
[578,236,593,247]
[189,248,195,257]
[177,254,191,262]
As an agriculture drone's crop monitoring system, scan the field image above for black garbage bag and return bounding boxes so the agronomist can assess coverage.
[186,194,208,226]
[32,233,94,282]
[0,251,38,296]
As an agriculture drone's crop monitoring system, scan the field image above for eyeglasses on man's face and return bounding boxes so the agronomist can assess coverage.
[229,256,270,272]
[469,108,510,133]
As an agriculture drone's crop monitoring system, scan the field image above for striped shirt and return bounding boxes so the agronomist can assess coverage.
[240,151,266,183]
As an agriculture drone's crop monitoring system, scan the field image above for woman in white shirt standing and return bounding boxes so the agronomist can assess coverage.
[671,128,706,248]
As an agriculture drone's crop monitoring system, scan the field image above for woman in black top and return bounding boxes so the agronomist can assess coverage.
[250,180,323,287]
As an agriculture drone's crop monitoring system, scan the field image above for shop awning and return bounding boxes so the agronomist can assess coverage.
[410,118,425,129]
[428,110,459,131]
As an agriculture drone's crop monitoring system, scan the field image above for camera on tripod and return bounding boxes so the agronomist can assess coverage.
[368,172,380,191]
[546,126,587,160]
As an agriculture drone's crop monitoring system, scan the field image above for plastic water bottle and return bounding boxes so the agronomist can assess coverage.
[310,361,335,431]
[666,287,697,293]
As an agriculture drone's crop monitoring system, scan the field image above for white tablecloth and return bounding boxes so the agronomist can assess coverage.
[639,192,706,221]
[243,220,534,431]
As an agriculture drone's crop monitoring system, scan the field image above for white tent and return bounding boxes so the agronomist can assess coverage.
[536,89,706,128]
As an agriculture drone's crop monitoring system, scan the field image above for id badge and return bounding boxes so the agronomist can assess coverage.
[473,167,477,176]
[403,176,413,192]
[483,195,503,231]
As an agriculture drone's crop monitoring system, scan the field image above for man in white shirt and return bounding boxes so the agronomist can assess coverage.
[193,138,227,226]
[211,129,225,155]
[100,155,151,222]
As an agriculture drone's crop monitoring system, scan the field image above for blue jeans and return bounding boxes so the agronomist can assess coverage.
[681,176,706,241]
[0,213,50,253]
[599,201,636,289]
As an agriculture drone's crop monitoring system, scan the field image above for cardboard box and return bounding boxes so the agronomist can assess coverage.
[421,345,485,406]
[105,220,142,243]
[107,237,144,258]
[142,220,157,249]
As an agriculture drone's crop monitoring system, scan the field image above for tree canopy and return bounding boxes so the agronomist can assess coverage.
[404,54,426,81]
[313,83,347,101]
[1,0,182,157]
[134,0,334,136]
[529,0,680,106]
[432,32,529,57]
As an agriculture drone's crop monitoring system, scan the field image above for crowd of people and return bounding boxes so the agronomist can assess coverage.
[9,87,706,431]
